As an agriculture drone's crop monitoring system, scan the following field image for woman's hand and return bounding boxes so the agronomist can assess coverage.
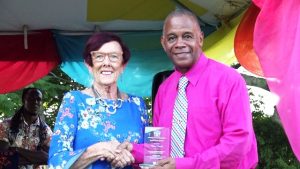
[97,140,121,162]
[71,140,121,169]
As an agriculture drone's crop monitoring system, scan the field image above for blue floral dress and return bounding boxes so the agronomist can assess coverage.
[48,91,149,169]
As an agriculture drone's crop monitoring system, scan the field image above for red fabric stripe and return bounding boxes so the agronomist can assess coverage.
[0,30,60,93]
[234,3,263,76]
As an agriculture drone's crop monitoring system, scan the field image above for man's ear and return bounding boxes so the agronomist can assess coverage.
[161,36,166,51]
[199,31,204,48]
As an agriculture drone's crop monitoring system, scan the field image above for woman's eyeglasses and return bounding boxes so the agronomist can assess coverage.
[90,51,122,63]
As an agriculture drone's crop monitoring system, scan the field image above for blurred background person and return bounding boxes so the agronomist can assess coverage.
[0,87,52,169]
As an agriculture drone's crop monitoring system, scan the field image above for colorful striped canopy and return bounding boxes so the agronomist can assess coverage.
[0,0,248,95]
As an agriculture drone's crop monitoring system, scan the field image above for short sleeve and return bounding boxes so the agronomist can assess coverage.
[48,92,86,169]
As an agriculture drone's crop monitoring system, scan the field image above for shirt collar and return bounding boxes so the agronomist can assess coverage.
[174,53,208,86]
[21,113,41,126]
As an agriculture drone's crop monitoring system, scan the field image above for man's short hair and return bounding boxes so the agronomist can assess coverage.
[163,8,201,34]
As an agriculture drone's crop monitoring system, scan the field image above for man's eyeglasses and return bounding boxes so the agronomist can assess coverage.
[90,51,123,63]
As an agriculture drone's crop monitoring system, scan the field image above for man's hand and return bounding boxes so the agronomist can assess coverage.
[151,157,176,169]
[111,149,134,168]
[117,141,133,152]
[110,141,134,168]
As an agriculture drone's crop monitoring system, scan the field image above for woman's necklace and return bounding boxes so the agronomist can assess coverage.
[91,85,123,115]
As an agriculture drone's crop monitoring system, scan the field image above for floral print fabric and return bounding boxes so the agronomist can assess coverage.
[0,116,52,169]
[49,91,149,169]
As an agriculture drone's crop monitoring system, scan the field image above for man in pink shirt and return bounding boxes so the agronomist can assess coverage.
[151,9,258,169]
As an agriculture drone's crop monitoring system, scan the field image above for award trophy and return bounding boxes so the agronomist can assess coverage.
[139,127,170,169]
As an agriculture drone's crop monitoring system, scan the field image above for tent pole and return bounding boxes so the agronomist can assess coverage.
[23,25,28,50]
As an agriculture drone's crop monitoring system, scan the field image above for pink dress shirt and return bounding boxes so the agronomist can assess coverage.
[152,53,258,169]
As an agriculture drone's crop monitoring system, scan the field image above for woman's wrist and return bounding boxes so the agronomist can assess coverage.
[88,141,116,157]
[87,142,105,154]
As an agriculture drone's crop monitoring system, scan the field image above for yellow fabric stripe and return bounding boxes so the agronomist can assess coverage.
[203,14,243,65]
[178,0,207,16]
[87,0,175,21]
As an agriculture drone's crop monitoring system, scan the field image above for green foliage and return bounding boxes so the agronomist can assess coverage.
[253,112,300,168]
[36,68,84,127]
[250,92,300,169]
[143,97,153,125]
[0,92,22,118]
[0,67,84,128]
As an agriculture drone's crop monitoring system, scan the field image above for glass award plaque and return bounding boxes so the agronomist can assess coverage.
[139,127,170,169]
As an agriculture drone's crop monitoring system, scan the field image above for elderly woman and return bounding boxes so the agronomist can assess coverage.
[49,32,149,169]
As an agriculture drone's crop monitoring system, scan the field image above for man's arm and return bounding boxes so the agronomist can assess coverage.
[0,140,48,165]
[16,122,53,165]
[14,146,48,165]
[127,97,150,164]
[153,85,162,127]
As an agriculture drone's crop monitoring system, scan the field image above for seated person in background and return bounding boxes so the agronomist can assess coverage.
[48,32,149,169]
[0,88,52,168]
[151,70,174,110]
